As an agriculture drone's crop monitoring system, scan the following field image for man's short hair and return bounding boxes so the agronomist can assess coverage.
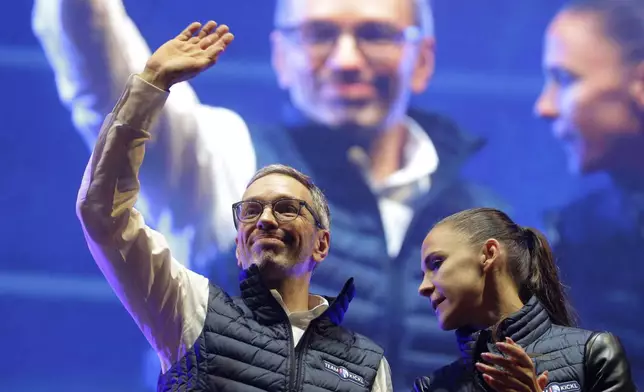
[247,164,331,230]
[273,0,435,37]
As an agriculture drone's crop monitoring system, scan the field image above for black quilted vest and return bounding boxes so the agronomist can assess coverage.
[157,264,384,391]
[417,297,594,392]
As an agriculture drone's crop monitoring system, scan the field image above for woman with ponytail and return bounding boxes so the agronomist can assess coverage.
[412,208,635,392]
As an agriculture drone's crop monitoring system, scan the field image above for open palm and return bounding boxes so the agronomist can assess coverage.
[143,21,234,90]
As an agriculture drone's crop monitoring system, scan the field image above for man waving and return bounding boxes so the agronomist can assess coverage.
[77,21,392,391]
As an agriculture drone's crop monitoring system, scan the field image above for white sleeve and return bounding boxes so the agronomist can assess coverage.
[75,75,210,373]
[371,356,394,392]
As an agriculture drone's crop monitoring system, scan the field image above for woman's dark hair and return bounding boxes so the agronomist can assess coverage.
[564,0,644,63]
[436,208,577,327]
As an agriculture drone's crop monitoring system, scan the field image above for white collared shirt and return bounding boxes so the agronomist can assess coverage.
[348,120,439,257]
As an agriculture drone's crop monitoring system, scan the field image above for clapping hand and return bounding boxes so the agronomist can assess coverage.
[140,21,234,90]
[475,337,549,392]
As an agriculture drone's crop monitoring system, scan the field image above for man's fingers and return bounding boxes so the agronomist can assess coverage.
[177,22,202,41]
[205,43,228,62]
[199,25,230,49]
[221,32,234,46]
[200,25,231,50]
[198,20,218,38]
[204,34,235,58]
[215,24,230,37]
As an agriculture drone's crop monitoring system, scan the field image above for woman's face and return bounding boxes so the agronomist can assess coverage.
[418,225,486,331]
[535,10,644,175]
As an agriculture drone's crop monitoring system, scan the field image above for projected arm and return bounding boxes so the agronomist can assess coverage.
[33,0,256,266]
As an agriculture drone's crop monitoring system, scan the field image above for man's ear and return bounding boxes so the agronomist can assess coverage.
[312,230,330,263]
[410,36,436,94]
[235,237,242,268]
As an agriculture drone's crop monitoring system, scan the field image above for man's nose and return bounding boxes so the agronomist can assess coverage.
[256,206,278,229]
[326,34,366,70]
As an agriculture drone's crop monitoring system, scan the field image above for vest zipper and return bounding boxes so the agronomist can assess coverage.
[287,325,313,392]
[287,322,297,391]
[292,329,312,391]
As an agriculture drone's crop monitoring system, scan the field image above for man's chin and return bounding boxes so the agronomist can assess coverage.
[335,113,385,130]
[316,104,387,130]
[253,257,289,278]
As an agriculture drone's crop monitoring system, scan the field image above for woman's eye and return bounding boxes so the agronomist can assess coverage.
[430,258,443,271]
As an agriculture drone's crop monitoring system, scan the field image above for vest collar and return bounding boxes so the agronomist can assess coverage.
[280,103,484,178]
[238,264,355,325]
[455,296,552,366]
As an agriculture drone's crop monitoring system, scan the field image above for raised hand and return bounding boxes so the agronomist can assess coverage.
[140,21,234,90]
[475,337,549,392]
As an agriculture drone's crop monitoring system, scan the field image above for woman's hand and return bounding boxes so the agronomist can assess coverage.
[475,337,549,392]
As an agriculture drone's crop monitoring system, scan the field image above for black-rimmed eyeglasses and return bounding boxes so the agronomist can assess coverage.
[277,21,421,61]
[232,198,324,229]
